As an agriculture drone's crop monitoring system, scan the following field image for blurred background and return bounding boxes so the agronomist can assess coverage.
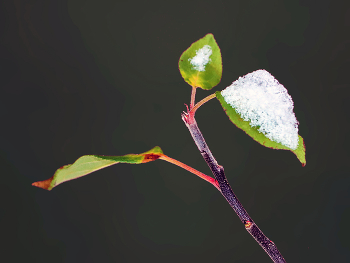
[1,0,349,262]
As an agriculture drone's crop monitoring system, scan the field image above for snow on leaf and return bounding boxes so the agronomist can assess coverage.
[221,69,299,149]
[188,45,212,72]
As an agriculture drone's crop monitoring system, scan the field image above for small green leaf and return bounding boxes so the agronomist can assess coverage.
[32,146,164,190]
[179,33,222,90]
[216,91,306,166]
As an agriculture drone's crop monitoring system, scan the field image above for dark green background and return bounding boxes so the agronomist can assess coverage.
[1,0,349,262]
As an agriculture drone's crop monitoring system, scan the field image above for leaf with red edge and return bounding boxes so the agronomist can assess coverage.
[32,146,163,190]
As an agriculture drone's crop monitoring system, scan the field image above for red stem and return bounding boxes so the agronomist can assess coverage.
[158,155,220,191]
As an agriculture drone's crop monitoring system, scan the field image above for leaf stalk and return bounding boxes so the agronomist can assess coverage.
[190,93,216,115]
[159,155,220,191]
[190,86,197,109]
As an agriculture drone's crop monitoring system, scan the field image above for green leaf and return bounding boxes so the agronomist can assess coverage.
[216,91,306,166]
[179,33,222,90]
[32,146,164,190]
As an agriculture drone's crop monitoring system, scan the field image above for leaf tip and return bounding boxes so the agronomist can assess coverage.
[32,177,53,190]
[296,136,306,166]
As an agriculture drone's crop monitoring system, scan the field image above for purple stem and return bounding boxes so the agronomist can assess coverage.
[182,113,287,263]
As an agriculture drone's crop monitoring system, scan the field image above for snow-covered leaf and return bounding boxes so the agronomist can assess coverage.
[179,34,222,90]
[216,70,306,165]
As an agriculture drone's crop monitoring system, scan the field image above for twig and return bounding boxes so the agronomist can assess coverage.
[182,112,287,263]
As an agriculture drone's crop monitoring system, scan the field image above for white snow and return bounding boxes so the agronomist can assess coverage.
[221,69,299,149]
[188,45,212,72]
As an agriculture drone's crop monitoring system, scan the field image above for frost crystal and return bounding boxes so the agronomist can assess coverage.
[188,45,212,71]
[221,69,299,149]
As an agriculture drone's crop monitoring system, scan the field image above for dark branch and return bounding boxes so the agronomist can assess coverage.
[182,113,287,263]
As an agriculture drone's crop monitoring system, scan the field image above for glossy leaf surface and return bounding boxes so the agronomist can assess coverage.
[179,33,222,90]
[32,146,164,190]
